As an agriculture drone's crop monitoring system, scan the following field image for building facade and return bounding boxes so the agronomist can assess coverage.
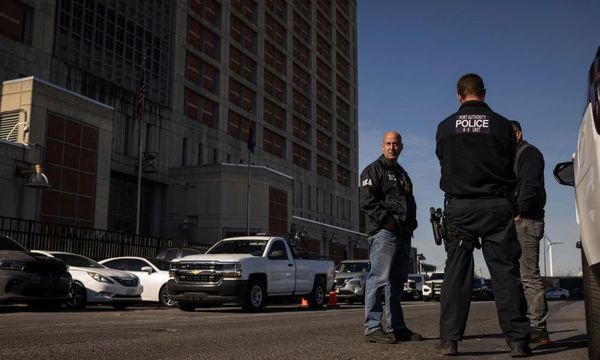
[0,0,365,261]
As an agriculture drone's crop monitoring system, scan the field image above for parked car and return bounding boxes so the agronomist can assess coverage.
[404,273,428,301]
[100,257,173,307]
[334,260,369,304]
[422,272,444,301]
[168,235,335,312]
[32,251,142,309]
[544,288,570,300]
[0,235,72,308]
[156,247,206,262]
[472,277,494,301]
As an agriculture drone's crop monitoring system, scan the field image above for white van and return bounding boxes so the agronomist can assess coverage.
[553,45,600,359]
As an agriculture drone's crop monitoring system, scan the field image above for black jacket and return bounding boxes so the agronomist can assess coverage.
[436,101,517,198]
[360,154,417,236]
[514,140,546,220]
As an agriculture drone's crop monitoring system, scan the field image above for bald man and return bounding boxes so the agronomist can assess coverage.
[360,131,422,344]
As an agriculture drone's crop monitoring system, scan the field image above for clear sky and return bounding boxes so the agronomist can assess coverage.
[357,0,600,277]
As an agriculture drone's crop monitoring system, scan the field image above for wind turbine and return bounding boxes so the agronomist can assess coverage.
[544,234,563,277]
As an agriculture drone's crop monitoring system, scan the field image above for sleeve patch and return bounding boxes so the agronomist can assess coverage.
[361,178,373,187]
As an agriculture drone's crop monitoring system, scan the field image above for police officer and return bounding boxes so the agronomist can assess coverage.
[360,131,422,344]
[435,74,531,357]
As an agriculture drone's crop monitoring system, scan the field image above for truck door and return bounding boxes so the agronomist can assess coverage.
[266,240,295,294]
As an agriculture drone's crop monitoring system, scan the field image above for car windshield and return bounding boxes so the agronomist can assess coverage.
[52,253,104,268]
[0,236,28,252]
[148,258,171,271]
[337,262,369,272]
[409,276,423,283]
[206,240,268,256]
[430,273,444,280]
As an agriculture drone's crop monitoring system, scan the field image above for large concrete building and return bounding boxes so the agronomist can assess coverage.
[0,0,366,261]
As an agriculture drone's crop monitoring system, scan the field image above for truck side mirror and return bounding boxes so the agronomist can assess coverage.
[553,161,575,186]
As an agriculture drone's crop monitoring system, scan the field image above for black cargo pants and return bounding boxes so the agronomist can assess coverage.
[439,197,529,345]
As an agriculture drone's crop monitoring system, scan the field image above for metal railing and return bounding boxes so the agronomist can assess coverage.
[0,216,173,260]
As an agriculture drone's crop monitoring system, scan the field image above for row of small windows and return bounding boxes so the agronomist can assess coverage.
[294,182,355,223]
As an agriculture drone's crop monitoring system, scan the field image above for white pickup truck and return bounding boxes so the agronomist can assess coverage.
[167,235,335,312]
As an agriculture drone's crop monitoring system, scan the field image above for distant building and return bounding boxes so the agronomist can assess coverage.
[0,0,365,260]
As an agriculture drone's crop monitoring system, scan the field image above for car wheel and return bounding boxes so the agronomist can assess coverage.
[241,278,266,312]
[176,303,198,312]
[111,304,128,310]
[307,278,326,310]
[413,291,422,301]
[560,294,567,300]
[159,285,175,307]
[66,282,87,309]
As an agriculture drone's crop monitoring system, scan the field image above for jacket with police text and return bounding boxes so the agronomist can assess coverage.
[436,100,517,198]
[360,154,417,236]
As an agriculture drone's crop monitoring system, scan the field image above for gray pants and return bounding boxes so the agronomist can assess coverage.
[516,218,548,331]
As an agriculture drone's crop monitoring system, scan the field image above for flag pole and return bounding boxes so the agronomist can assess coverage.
[135,48,148,236]
[246,121,256,236]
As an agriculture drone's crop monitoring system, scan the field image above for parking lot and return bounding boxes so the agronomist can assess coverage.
[0,300,587,360]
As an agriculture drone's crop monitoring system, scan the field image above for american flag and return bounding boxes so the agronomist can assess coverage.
[135,71,145,122]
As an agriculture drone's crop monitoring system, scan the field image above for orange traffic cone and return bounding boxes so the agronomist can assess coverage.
[299,297,309,309]
[328,290,339,308]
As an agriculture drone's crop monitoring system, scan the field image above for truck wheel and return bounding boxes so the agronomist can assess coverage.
[241,278,266,312]
[308,278,326,310]
[583,247,600,359]
[176,303,197,312]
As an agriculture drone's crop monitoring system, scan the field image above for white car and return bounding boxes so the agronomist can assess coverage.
[32,251,143,309]
[544,288,570,300]
[100,257,173,307]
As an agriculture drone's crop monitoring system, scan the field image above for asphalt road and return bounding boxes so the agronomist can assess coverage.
[0,300,587,360]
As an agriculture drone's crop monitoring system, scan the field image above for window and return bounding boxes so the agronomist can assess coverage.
[336,9,349,37]
[186,52,219,93]
[316,131,331,155]
[316,0,331,16]
[336,30,349,57]
[188,17,220,59]
[292,63,311,93]
[190,0,220,25]
[317,156,332,178]
[337,165,350,187]
[264,70,286,102]
[337,120,350,142]
[336,99,350,122]
[293,37,310,68]
[263,128,286,158]
[229,78,255,112]
[336,75,350,100]
[230,45,256,83]
[293,116,311,143]
[316,11,331,39]
[293,0,311,17]
[337,0,349,17]
[185,88,218,127]
[264,41,286,75]
[182,137,189,166]
[231,15,256,53]
[292,143,311,169]
[316,106,332,131]
[336,52,350,79]
[293,90,310,118]
[317,58,331,85]
[316,34,331,61]
[265,0,286,20]
[265,13,286,48]
[268,240,288,260]
[337,142,350,165]
[264,99,286,130]
[232,0,257,23]
[316,81,331,108]
[228,111,253,143]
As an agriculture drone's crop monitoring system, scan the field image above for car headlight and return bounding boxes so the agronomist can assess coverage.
[222,263,242,278]
[0,260,26,271]
[87,271,115,284]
